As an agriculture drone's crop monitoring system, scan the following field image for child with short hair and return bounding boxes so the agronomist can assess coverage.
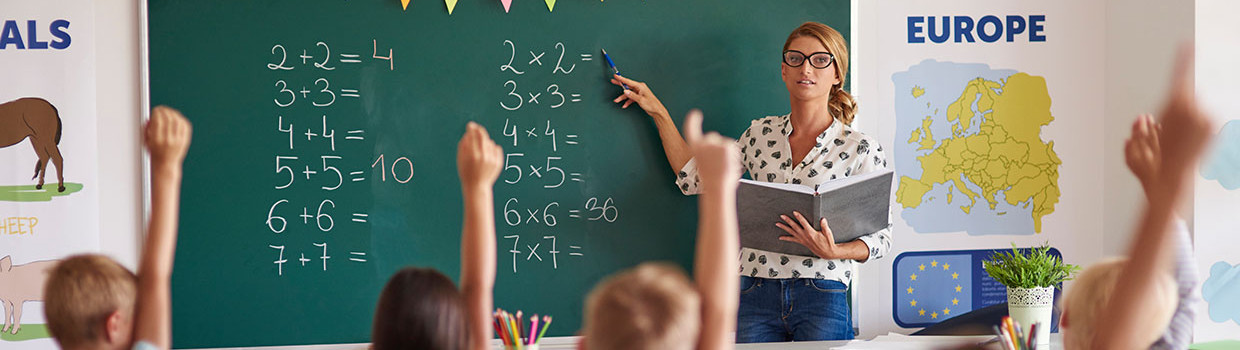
[1060,45,1213,350]
[378,113,738,350]
[44,106,192,350]
[580,110,741,350]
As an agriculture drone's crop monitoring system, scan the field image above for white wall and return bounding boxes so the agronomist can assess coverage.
[1102,0,1195,257]
[96,0,144,269]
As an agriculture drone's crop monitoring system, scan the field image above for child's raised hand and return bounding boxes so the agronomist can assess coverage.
[144,105,193,166]
[1156,45,1214,184]
[682,109,741,188]
[457,122,503,190]
[1124,114,1161,189]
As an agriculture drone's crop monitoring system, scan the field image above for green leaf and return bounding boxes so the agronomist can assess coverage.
[982,242,1079,289]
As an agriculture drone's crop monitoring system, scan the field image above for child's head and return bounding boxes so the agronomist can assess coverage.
[582,262,701,350]
[44,254,138,350]
[371,267,467,350]
[1061,257,1177,350]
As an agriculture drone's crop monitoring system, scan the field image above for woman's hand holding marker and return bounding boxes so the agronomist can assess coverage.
[612,74,671,120]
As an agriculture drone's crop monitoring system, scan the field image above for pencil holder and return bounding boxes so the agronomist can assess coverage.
[1007,286,1053,347]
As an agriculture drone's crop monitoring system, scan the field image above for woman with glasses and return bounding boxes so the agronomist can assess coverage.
[610,22,891,343]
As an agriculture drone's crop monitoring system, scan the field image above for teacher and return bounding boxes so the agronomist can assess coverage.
[611,22,891,342]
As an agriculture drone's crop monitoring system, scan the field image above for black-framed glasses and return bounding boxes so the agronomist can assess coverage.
[783,50,835,69]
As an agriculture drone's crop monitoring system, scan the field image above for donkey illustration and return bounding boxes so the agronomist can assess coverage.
[0,98,65,192]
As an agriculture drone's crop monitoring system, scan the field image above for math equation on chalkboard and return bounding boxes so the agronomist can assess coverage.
[262,39,397,276]
[496,39,625,274]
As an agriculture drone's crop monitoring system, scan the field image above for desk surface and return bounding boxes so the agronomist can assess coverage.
[189,334,1065,350]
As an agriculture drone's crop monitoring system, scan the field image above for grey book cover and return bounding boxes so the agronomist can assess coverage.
[736,169,893,257]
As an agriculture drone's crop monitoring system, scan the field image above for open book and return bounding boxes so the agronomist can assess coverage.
[736,169,893,257]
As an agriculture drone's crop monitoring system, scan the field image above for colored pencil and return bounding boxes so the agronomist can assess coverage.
[537,315,552,343]
[1014,322,1025,350]
[516,310,524,340]
[992,325,1010,350]
[1028,322,1038,350]
[529,315,538,345]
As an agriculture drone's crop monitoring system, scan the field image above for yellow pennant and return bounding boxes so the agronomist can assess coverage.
[501,0,512,13]
[401,0,410,10]
[545,0,555,12]
[445,0,458,14]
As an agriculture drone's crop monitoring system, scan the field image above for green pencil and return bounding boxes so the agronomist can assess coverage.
[536,315,552,343]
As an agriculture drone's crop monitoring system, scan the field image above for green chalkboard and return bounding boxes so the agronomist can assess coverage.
[149,0,849,347]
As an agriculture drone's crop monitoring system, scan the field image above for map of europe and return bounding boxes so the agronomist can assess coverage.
[893,60,1060,235]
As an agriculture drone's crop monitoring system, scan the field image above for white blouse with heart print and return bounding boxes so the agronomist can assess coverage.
[676,114,892,286]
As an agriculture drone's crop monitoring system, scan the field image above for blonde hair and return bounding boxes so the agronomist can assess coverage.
[783,22,857,125]
[1062,257,1177,350]
[43,254,137,349]
[583,263,701,350]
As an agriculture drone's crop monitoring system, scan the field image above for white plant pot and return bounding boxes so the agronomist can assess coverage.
[1007,286,1054,347]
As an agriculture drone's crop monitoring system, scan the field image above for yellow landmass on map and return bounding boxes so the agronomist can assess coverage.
[907,116,936,151]
[913,86,926,98]
[897,73,1061,232]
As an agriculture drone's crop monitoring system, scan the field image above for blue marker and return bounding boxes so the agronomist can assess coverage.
[601,48,630,90]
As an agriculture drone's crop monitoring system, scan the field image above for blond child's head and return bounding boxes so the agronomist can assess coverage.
[1061,257,1177,350]
[43,254,138,350]
[581,262,701,350]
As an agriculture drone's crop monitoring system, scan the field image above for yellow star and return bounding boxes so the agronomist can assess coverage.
[918,309,926,316]
[952,272,959,279]
[955,285,962,292]
[931,312,938,319]
[907,287,914,294]
[943,308,951,315]
[930,260,938,267]
[910,300,917,307]
[943,264,951,270]
[910,274,918,281]
[919,264,926,271]
[952,298,959,305]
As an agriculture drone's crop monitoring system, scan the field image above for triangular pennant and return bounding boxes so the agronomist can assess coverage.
[445,0,458,14]
[401,0,410,10]
[501,0,513,13]
[545,0,555,12]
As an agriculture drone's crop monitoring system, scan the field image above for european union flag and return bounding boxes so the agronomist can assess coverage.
[893,253,973,327]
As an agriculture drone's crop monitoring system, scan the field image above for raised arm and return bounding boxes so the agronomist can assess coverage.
[133,106,192,349]
[611,74,693,173]
[683,110,742,350]
[457,122,503,350]
[1093,45,1213,350]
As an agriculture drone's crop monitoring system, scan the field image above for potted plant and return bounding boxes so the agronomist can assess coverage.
[982,243,1079,347]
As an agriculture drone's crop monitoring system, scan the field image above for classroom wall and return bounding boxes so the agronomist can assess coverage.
[93,0,1205,343]
[96,0,144,270]
[1101,0,1195,258]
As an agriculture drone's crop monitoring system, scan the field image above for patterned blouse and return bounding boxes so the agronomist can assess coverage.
[676,115,892,286]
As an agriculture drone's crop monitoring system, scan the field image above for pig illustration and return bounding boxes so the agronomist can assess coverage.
[0,256,59,335]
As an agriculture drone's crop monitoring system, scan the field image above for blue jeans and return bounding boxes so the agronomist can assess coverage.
[737,276,854,343]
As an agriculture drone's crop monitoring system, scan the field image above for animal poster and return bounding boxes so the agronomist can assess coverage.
[0,1,98,348]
